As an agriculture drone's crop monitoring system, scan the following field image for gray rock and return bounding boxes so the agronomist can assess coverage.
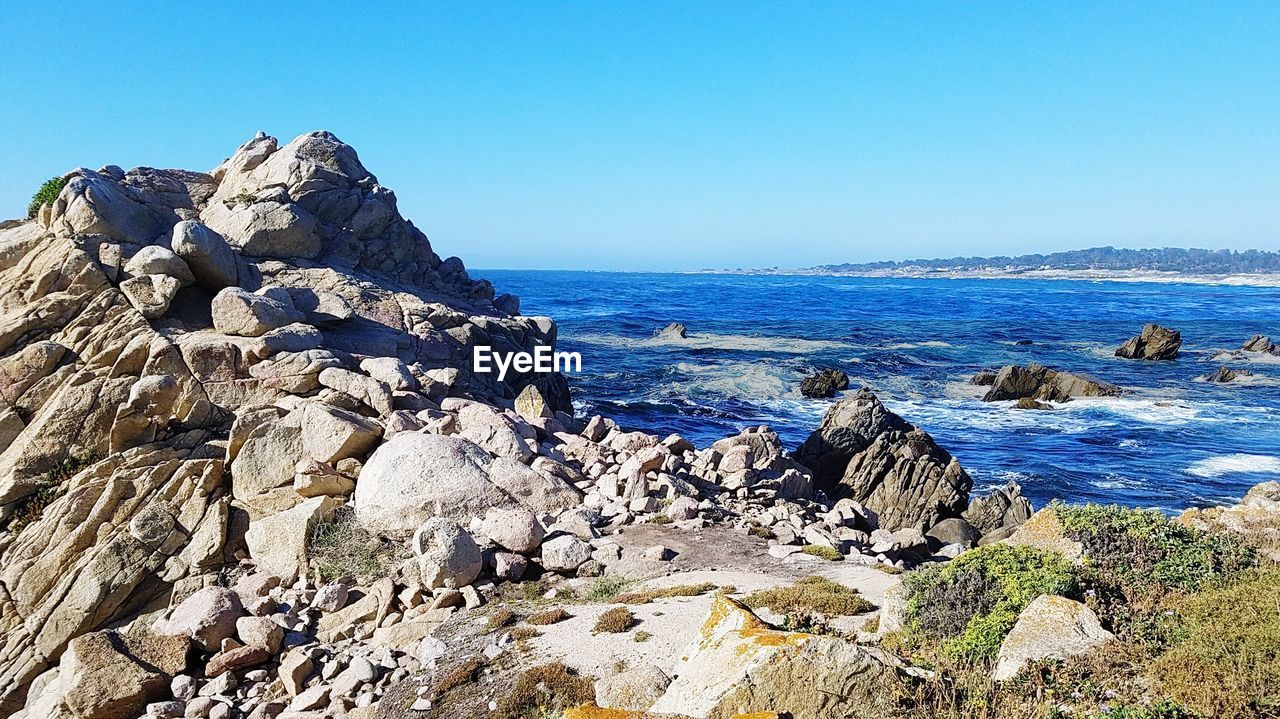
[156,587,244,652]
[982,363,1121,403]
[413,518,483,589]
[993,594,1114,681]
[171,220,237,289]
[479,507,545,554]
[1115,323,1181,361]
[595,664,671,711]
[121,273,182,319]
[540,534,592,572]
[354,433,515,534]
[211,287,298,337]
[124,245,195,287]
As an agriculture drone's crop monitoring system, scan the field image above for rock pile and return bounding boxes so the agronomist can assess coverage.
[979,363,1122,403]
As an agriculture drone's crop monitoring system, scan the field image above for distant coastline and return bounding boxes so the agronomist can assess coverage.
[705,245,1280,286]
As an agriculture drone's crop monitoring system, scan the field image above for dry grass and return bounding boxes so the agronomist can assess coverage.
[748,524,775,539]
[801,544,844,561]
[613,582,718,605]
[875,564,904,575]
[510,626,542,641]
[527,607,571,625]
[496,662,596,719]
[487,607,517,631]
[308,505,410,581]
[593,606,636,634]
[634,631,653,643]
[431,656,487,698]
[743,576,874,617]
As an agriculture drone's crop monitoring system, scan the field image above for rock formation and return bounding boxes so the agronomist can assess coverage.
[799,367,849,398]
[1115,323,1181,360]
[1242,334,1280,356]
[981,363,1122,403]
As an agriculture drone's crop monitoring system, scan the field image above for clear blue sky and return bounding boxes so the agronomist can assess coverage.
[2,3,1277,270]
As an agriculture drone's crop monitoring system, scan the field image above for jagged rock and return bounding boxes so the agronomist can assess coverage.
[202,192,321,259]
[210,287,298,337]
[123,245,194,287]
[982,363,1121,403]
[964,481,1034,534]
[170,220,237,289]
[514,384,551,421]
[795,388,913,488]
[412,518,483,590]
[1242,334,1280,355]
[1014,397,1053,410]
[970,370,997,386]
[1201,366,1252,383]
[649,597,901,718]
[655,322,687,340]
[799,368,849,399]
[120,274,181,319]
[354,432,515,533]
[317,367,393,417]
[1115,323,1181,360]
[300,402,382,464]
[993,595,1113,681]
[457,403,534,463]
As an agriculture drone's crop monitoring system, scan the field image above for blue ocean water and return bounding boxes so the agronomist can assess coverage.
[483,270,1280,512]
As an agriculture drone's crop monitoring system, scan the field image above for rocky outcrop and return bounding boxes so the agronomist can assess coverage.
[654,322,687,340]
[1200,366,1253,383]
[796,389,972,532]
[799,368,849,398]
[981,363,1122,403]
[1115,323,1181,360]
[1178,480,1280,562]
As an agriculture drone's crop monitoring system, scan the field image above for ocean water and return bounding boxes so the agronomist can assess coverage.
[483,270,1280,512]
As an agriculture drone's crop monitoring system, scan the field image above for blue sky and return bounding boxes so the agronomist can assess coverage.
[1,3,1277,270]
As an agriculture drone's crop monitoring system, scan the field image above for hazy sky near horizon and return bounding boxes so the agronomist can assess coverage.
[1,3,1277,271]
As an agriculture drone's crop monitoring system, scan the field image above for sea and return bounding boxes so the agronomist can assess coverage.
[482,270,1280,513]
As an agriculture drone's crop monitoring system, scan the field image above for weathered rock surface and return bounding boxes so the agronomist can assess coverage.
[648,596,901,718]
[1179,480,1280,562]
[1242,334,1280,355]
[981,363,1122,403]
[993,594,1114,681]
[1115,323,1181,360]
[799,368,849,399]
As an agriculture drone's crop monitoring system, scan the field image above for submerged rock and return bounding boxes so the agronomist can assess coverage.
[1201,366,1253,383]
[1115,323,1181,360]
[655,322,687,340]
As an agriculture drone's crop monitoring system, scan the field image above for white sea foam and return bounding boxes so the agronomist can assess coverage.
[668,361,802,401]
[884,340,953,349]
[1186,454,1280,478]
[573,332,855,353]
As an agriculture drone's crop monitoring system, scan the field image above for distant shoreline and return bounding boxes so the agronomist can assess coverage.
[698,267,1280,287]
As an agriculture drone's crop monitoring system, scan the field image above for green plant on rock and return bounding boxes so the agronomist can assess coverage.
[3,453,98,534]
[801,544,843,561]
[27,176,66,218]
[903,543,1076,663]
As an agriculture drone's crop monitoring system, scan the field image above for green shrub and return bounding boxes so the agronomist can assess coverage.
[27,177,66,219]
[584,576,630,602]
[1053,502,1255,638]
[904,543,1076,662]
[743,575,874,620]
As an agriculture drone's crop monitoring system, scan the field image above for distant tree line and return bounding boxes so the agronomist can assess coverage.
[816,246,1280,274]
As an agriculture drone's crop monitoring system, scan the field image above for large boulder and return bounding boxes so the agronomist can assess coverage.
[982,363,1122,403]
[992,594,1113,681]
[648,596,901,718]
[170,220,238,289]
[794,388,913,487]
[1115,323,1181,360]
[245,496,339,581]
[123,245,194,287]
[211,287,299,337]
[797,389,971,531]
[119,274,181,319]
[57,631,190,719]
[154,587,244,652]
[479,507,545,554]
[1178,480,1280,562]
[353,433,515,534]
[412,518,483,589]
[963,481,1034,534]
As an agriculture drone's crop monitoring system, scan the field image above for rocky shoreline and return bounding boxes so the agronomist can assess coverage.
[0,132,1276,719]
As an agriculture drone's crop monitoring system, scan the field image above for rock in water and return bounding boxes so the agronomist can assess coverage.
[982,363,1121,403]
[655,322,687,339]
[1115,323,1181,360]
[1242,334,1280,355]
[799,368,849,398]
[796,388,972,531]
[992,594,1114,681]
[1201,366,1252,383]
